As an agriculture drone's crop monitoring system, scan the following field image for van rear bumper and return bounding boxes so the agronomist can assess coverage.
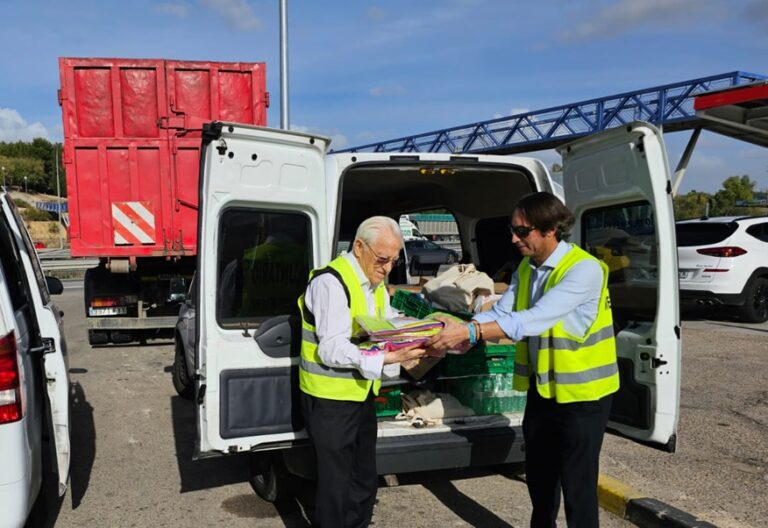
[376,425,525,475]
[281,424,525,479]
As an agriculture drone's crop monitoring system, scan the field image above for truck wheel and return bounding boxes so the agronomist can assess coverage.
[172,338,194,400]
[249,453,296,503]
[738,277,768,323]
[88,330,109,346]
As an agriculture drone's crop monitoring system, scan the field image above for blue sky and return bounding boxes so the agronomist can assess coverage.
[1,0,767,193]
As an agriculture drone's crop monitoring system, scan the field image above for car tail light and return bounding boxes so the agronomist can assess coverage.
[0,331,22,424]
[696,247,747,258]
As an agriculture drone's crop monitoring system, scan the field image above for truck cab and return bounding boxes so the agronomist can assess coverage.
[193,121,681,498]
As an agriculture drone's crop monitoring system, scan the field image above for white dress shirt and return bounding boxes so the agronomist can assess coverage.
[474,241,603,341]
[305,252,400,380]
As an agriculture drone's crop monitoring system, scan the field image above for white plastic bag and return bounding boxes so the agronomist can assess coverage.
[423,264,494,312]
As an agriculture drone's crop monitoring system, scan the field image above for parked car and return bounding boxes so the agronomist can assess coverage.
[404,239,459,276]
[0,191,70,527]
[676,215,768,323]
[173,275,196,400]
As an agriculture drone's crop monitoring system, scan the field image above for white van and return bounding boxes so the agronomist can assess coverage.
[194,121,680,500]
[0,192,70,527]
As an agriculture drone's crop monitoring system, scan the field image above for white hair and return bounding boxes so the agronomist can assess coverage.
[355,216,403,246]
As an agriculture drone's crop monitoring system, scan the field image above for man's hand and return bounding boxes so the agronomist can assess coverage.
[383,343,427,365]
[427,315,470,352]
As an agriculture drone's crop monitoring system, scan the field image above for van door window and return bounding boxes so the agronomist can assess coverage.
[4,197,50,305]
[397,212,461,282]
[216,209,311,325]
[582,201,657,322]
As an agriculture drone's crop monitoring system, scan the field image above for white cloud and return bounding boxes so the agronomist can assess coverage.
[367,7,385,21]
[201,0,262,32]
[559,0,723,43]
[0,108,49,141]
[155,1,189,17]
[290,124,348,149]
[493,107,530,119]
[369,84,408,97]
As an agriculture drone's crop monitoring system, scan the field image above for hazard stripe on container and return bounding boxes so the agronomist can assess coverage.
[112,201,155,245]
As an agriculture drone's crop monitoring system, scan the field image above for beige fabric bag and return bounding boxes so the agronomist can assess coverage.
[423,264,494,312]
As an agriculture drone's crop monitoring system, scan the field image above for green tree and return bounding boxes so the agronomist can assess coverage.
[0,155,45,190]
[0,139,65,195]
[673,190,712,220]
[711,175,755,216]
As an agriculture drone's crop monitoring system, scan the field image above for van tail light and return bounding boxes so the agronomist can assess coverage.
[696,246,747,258]
[0,331,22,424]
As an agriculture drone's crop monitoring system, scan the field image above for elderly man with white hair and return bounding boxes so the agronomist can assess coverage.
[298,215,426,528]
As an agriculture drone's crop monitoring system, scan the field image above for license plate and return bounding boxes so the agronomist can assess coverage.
[88,307,128,317]
[678,271,689,280]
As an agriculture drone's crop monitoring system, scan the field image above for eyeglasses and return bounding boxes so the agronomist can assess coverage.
[363,240,400,266]
[509,224,537,238]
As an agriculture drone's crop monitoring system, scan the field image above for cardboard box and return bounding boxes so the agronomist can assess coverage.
[401,356,442,380]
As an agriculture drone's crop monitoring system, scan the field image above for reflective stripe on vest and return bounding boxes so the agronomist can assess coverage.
[512,244,620,403]
[298,255,387,401]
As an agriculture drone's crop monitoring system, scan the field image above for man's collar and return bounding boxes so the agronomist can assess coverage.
[344,251,371,289]
[532,240,570,270]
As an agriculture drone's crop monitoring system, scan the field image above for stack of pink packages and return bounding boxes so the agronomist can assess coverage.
[354,315,444,353]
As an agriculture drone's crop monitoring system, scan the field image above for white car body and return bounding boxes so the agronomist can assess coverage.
[191,121,681,498]
[0,192,70,528]
[677,215,768,322]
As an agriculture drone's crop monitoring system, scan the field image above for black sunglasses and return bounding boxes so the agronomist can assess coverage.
[508,224,537,238]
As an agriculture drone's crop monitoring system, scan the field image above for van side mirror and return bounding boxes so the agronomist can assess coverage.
[46,276,64,295]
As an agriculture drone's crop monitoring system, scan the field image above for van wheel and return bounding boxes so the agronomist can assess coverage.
[739,277,768,323]
[172,338,194,400]
[250,453,296,503]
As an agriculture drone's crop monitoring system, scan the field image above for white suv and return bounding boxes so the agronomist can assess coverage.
[676,215,768,323]
[0,191,71,527]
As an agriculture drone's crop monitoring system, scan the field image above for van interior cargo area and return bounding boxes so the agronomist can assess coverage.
[332,160,540,422]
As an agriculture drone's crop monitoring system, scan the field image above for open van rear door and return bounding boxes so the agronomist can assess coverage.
[196,123,329,454]
[559,122,680,452]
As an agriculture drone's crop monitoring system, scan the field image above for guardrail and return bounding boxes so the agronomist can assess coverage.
[40,258,99,271]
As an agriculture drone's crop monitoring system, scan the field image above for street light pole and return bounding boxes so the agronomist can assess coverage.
[1,165,5,189]
[24,176,28,193]
[279,0,289,130]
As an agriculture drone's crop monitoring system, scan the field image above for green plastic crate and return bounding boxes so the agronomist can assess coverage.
[442,342,517,376]
[390,289,472,320]
[447,374,527,415]
[374,387,402,417]
[442,355,515,376]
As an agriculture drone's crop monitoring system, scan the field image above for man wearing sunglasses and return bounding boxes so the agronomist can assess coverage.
[298,216,426,528]
[429,192,618,528]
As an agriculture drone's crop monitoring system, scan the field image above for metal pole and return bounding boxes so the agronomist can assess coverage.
[279,0,289,130]
[1,166,5,189]
[671,127,702,197]
[56,144,63,248]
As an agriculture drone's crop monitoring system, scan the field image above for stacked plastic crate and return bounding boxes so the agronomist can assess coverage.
[390,289,527,415]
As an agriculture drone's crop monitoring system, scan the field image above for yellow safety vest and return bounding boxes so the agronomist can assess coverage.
[512,244,619,403]
[298,255,387,401]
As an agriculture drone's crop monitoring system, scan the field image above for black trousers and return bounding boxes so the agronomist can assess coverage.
[522,385,613,528]
[301,391,378,528]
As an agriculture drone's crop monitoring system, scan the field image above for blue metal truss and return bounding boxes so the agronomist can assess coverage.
[338,71,767,155]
